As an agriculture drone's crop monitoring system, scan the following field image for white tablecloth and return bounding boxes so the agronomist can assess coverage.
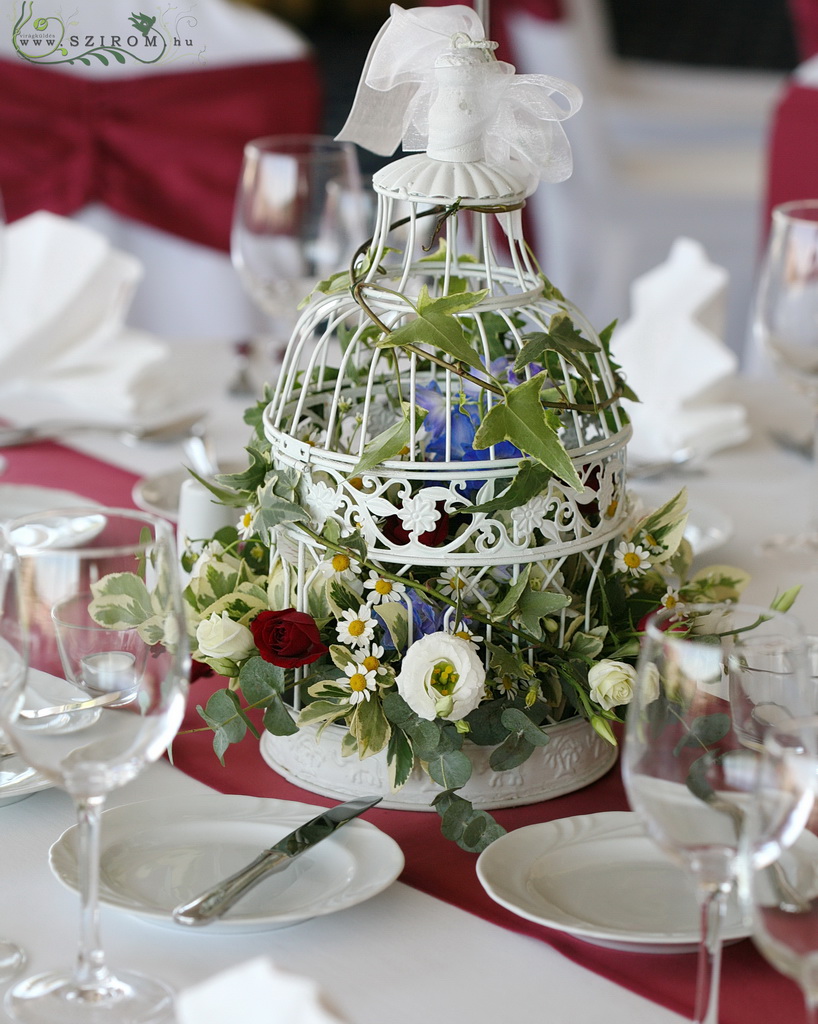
[3,368,817,1023]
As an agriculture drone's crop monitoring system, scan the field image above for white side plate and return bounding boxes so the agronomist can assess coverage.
[50,794,404,934]
[477,811,748,953]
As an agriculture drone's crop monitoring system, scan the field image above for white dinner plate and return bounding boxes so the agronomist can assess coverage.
[50,794,404,933]
[477,811,751,953]
[0,752,52,808]
[132,462,244,522]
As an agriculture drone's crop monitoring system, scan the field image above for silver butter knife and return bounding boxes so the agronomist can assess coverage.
[172,795,383,926]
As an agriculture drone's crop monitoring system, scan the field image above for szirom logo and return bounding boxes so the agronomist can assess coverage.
[12,2,203,67]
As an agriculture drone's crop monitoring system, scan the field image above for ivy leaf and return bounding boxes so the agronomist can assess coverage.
[376,601,408,654]
[465,460,552,515]
[518,588,571,639]
[350,695,391,757]
[491,565,531,621]
[298,698,350,728]
[378,286,489,373]
[472,373,582,491]
[514,314,599,389]
[348,403,427,477]
[89,572,154,629]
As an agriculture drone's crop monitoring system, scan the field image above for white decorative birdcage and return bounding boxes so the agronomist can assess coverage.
[257,5,627,809]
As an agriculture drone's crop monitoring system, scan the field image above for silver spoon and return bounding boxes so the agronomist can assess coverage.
[0,411,206,449]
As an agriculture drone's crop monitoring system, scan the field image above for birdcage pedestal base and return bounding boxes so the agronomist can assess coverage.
[259,717,618,811]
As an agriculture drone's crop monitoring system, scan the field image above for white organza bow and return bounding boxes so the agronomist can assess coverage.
[337,4,582,193]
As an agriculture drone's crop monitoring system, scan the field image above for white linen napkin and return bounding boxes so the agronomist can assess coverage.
[0,211,175,420]
[175,958,348,1024]
[611,237,750,464]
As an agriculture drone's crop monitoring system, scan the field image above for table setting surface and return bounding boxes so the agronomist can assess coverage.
[0,362,816,1024]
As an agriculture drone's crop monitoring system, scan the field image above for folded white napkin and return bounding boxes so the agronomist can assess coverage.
[0,211,175,420]
[175,958,347,1024]
[611,237,750,464]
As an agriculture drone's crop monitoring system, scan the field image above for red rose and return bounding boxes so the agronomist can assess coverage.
[250,609,328,669]
[382,503,450,547]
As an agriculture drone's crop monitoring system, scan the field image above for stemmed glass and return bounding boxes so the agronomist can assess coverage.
[0,508,190,1024]
[231,134,367,361]
[622,602,814,1024]
[750,715,818,1023]
[754,199,818,551]
[0,533,26,982]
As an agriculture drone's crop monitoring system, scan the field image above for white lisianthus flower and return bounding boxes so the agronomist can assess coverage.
[396,632,486,722]
[588,659,659,710]
[196,611,256,662]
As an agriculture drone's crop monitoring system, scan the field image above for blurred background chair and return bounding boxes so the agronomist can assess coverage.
[494,0,792,360]
[0,0,322,340]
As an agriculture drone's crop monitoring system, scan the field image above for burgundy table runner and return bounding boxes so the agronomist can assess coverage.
[1,443,804,1023]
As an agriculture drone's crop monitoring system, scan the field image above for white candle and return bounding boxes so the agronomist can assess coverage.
[80,651,137,694]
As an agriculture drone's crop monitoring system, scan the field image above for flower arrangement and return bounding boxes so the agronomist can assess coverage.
[177,372,757,851]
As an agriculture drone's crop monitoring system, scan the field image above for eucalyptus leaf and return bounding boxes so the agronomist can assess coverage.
[263,697,299,736]
[239,656,286,704]
[489,732,535,771]
[673,713,731,756]
[426,748,472,789]
[500,707,551,747]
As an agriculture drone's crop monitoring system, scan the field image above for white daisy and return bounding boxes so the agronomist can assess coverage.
[342,662,378,704]
[614,541,652,578]
[237,506,256,540]
[323,552,361,581]
[336,605,376,647]
[354,643,388,677]
[661,587,681,611]
[449,624,483,650]
[438,566,478,604]
[363,570,406,606]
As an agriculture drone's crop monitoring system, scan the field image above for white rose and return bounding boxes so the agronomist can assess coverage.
[588,659,659,710]
[196,611,256,662]
[396,632,486,722]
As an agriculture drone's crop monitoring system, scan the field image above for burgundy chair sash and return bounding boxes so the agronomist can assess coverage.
[764,80,818,228]
[0,56,322,251]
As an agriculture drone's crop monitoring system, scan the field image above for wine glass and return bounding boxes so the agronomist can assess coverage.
[0,508,190,1024]
[231,134,367,361]
[622,602,814,1024]
[751,715,818,1024]
[754,198,818,551]
[0,536,26,982]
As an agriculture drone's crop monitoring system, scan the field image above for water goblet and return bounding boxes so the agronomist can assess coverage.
[0,508,190,1024]
[754,199,818,551]
[622,602,814,1024]
[0,523,27,982]
[231,133,367,362]
[751,715,818,1024]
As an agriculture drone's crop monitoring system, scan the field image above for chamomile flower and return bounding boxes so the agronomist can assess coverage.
[449,624,483,650]
[493,674,520,698]
[342,662,377,704]
[438,567,478,603]
[661,587,681,611]
[354,643,388,676]
[237,506,256,540]
[363,570,406,606]
[324,552,361,581]
[336,605,376,647]
[613,541,652,578]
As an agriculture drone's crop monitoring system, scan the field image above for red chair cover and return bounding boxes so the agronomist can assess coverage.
[764,81,818,228]
[788,0,818,59]
[0,56,322,251]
